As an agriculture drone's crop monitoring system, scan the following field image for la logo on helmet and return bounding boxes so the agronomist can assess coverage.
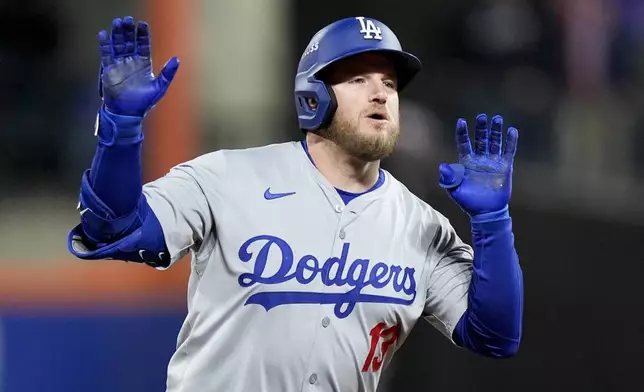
[356,17,382,40]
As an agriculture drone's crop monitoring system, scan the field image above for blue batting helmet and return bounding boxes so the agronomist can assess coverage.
[294,16,422,131]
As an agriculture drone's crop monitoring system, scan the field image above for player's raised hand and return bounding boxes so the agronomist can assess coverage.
[438,113,519,216]
[98,16,180,117]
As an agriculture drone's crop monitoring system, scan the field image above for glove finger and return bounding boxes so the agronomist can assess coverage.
[502,127,519,163]
[474,113,488,156]
[455,118,472,160]
[438,163,465,189]
[489,114,503,157]
[122,16,136,57]
[157,57,181,91]
[136,20,151,58]
[151,58,180,107]
[111,17,126,58]
[98,30,113,66]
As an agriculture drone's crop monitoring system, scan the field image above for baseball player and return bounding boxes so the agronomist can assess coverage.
[68,15,523,392]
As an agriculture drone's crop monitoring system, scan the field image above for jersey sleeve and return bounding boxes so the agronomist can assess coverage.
[422,211,474,343]
[142,152,226,269]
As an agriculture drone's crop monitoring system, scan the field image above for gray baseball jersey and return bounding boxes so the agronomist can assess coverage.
[142,141,474,392]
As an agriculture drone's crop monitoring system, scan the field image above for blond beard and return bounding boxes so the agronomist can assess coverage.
[316,114,400,162]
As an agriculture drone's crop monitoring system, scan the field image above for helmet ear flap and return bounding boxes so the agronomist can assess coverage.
[296,82,338,132]
[317,84,337,130]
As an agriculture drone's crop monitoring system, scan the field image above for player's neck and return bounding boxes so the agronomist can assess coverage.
[305,133,381,193]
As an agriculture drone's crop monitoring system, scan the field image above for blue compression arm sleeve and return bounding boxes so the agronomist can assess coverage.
[89,105,144,217]
[452,207,523,358]
[68,105,170,267]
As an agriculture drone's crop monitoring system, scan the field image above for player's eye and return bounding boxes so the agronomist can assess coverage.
[383,79,397,90]
[350,77,366,84]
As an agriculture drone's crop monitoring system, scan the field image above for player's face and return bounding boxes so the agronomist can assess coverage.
[318,53,400,162]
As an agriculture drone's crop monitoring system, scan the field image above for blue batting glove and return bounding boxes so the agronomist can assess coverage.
[438,113,519,218]
[97,16,179,117]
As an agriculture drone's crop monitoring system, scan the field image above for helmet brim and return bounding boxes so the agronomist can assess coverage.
[312,48,422,92]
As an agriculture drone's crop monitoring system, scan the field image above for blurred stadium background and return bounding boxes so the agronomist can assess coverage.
[0,0,643,391]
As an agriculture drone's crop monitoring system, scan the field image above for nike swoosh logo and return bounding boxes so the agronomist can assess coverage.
[264,188,296,200]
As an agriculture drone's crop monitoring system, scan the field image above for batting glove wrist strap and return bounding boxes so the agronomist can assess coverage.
[96,104,144,147]
[470,205,510,224]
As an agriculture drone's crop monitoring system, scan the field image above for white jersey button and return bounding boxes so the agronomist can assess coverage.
[335,204,343,213]
[309,373,318,384]
[321,317,330,327]
[339,230,346,239]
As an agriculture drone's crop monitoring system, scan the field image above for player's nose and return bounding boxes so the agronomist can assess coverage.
[368,81,388,104]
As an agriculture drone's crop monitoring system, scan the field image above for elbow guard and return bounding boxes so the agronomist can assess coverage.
[67,170,170,268]
[76,168,143,245]
[68,202,170,268]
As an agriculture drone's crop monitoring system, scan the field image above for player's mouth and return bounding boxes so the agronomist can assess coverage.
[365,110,389,123]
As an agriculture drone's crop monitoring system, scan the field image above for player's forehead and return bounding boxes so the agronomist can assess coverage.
[318,52,397,83]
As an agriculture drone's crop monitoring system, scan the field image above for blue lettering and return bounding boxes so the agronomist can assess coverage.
[237,235,294,287]
[401,268,416,296]
[295,255,319,284]
[346,258,368,286]
[322,242,350,286]
[390,265,404,292]
[369,263,390,288]
[238,235,417,319]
